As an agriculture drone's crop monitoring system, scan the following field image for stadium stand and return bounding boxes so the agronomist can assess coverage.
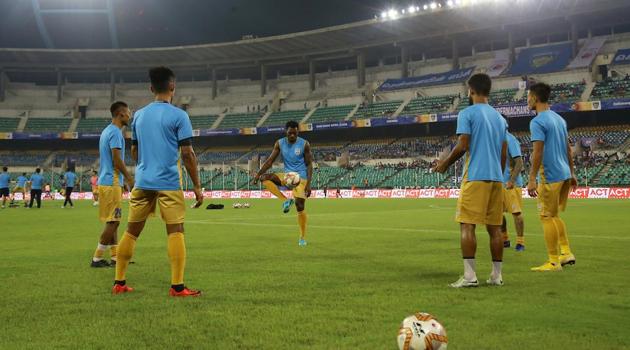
[75,118,110,132]
[218,112,262,129]
[190,115,219,129]
[591,78,630,100]
[263,109,308,126]
[307,105,355,123]
[353,100,402,119]
[24,118,72,132]
[0,118,20,132]
[402,95,455,115]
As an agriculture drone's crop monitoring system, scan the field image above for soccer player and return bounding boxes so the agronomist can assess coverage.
[433,73,508,288]
[501,117,526,251]
[90,171,99,206]
[62,168,77,208]
[29,168,44,209]
[253,120,313,246]
[526,82,577,272]
[91,101,134,268]
[12,172,29,207]
[0,167,9,208]
[112,66,203,296]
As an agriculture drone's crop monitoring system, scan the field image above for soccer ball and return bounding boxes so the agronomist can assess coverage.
[283,172,301,188]
[232,202,242,209]
[397,312,448,350]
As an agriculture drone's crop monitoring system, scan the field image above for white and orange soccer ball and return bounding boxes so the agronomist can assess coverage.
[397,312,448,350]
[283,172,301,188]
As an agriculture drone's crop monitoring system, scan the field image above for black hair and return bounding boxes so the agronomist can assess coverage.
[22,172,26,176]
[467,73,492,97]
[2,166,6,171]
[110,101,128,118]
[529,82,551,103]
[285,120,299,129]
[149,66,176,94]
[36,168,41,173]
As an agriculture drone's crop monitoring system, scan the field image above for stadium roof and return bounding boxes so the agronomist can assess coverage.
[1,0,630,78]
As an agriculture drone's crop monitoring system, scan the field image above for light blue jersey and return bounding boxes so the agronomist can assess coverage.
[456,104,507,182]
[64,172,77,188]
[530,110,571,183]
[279,137,308,179]
[98,123,125,187]
[16,176,28,187]
[30,173,44,190]
[503,132,523,187]
[0,172,9,188]
[132,101,193,191]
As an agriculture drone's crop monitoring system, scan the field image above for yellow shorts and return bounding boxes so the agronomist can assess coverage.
[537,180,570,217]
[128,188,186,224]
[503,187,523,214]
[275,173,307,199]
[13,186,25,192]
[456,181,504,226]
[98,185,123,222]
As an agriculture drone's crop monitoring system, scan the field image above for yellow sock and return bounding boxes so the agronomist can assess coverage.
[263,180,287,200]
[541,216,559,264]
[92,243,107,261]
[503,232,509,242]
[167,232,186,285]
[553,217,571,255]
[516,236,525,245]
[115,232,136,282]
[297,211,307,239]
[110,245,118,261]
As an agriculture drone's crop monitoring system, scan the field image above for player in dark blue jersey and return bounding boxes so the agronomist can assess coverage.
[254,120,313,246]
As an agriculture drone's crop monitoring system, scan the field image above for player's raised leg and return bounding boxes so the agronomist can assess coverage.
[259,173,293,213]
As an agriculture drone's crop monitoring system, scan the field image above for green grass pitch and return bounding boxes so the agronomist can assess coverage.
[1,198,629,349]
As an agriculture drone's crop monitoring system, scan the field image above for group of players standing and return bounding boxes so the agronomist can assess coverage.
[2,67,577,296]
[0,166,84,209]
[434,73,576,288]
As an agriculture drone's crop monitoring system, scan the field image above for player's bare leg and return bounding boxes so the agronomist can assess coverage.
[451,223,479,288]
[512,212,525,251]
[166,223,200,297]
[260,173,293,213]
[486,224,504,285]
[501,215,510,247]
[296,198,307,246]
[91,221,119,268]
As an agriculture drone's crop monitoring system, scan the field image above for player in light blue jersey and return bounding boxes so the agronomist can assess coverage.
[434,73,508,288]
[91,101,134,268]
[62,168,77,208]
[254,120,314,247]
[11,172,29,207]
[0,166,10,208]
[501,119,526,252]
[112,66,203,297]
[527,83,577,272]
[28,168,44,208]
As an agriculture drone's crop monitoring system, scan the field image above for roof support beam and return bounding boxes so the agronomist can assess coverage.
[106,0,120,49]
[31,0,55,49]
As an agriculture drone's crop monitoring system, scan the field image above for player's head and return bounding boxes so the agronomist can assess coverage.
[467,73,492,104]
[110,101,131,126]
[2,166,6,172]
[35,168,41,174]
[285,120,299,142]
[92,170,97,176]
[149,66,176,98]
[22,172,26,176]
[527,82,551,110]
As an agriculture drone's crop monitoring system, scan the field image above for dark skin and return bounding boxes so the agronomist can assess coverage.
[126,84,203,238]
[432,88,508,264]
[253,126,313,212]
[100,107,134,246]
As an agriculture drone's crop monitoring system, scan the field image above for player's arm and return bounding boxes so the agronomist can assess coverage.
[253,141,280,183]
[112,148,134,188]
[131,144,138,164]
[500,141,508,173]
[506,156,523,189]
[566,138,578,190]
[181,142,203,208]
[304,141,314,197]
[527,141,544,197]
[433,134,469,173]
